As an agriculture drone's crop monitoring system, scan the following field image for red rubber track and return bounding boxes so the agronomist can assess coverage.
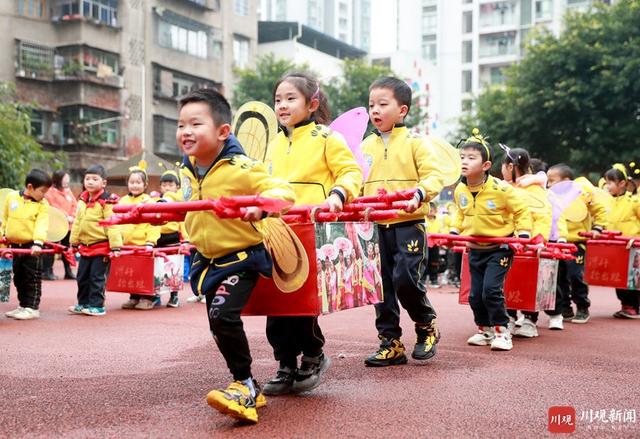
[1,262,638,438]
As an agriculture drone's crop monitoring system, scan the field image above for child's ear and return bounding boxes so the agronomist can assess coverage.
[482,161,493,172]
[218,123,231,140]
[308,98,320,113]
[26,183,34,192]
[399,104,409,118]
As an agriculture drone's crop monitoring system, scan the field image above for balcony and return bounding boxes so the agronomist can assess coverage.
[51,0,119,28]
[152,63,221,101]
[478,1,518,33]
[479,31,518,62]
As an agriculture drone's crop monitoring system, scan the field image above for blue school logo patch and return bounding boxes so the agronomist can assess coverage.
[181,177,192,201]
[9,200,19,211]
[487,200,496,210]
[459,194,468,208]
[364,153,373,168]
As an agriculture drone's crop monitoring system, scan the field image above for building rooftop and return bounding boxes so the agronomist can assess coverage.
[258,21,367,59]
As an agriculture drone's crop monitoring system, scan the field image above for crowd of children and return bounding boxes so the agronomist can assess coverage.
[2,73,638,426]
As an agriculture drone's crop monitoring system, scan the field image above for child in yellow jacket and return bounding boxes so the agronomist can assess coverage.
[452,130,532,351]
[603,164,640,319]
[501,147,569,335]
[2,169,51,320]
[156,170,190,307]
[118,167,161,310]
[361,77,443,366]
[263,72,362,394]
[177,89,295,424]
[69,165,123,316]
[547,164,608,324]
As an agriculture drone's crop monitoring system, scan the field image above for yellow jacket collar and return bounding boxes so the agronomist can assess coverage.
[373,124,407,138]
[281,119,316,141]
[465,175,493,192]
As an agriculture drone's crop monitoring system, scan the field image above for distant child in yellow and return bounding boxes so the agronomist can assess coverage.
[2,169,52,320]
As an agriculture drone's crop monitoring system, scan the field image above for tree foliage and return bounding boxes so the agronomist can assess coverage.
[459,0,640,174]
[0,83,63,188]
[231,53,311,108]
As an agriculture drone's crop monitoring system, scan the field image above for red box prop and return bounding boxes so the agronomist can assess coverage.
[584,242,635,290]
[459,252,557,312]
[243,222,383,316]
[106,254,184,295]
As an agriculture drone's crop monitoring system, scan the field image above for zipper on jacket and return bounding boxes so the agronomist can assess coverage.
[287,139,292,154]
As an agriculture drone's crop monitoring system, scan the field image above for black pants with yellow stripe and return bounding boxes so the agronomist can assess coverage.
[11,244,43,310]
[468,247,513,328]
[190,244,272,381]
[375,220,436,340]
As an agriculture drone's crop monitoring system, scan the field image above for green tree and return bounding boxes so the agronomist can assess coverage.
[0,83,62,188]
[459,0,640,174]
[231,53,311,108]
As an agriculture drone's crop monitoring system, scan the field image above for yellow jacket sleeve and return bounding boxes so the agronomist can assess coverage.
[70,202,82,246]
[505,185,533,236]
[415,139,444,202]
[104,203,123,249]
[324,133,363,202]
[33,200,50,245]
[252,161,297,206]
[588,190,608,230]
[180,222,189,242]
[145,224,161,246]
[451,184,464,233]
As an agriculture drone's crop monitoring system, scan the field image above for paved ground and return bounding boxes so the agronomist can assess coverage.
[1,262,638,438]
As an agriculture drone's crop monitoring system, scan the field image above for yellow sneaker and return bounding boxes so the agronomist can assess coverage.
[206,381,265,423]
[364,337,408,367]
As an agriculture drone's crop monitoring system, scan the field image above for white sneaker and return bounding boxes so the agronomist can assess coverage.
[5,307,24,318]
[186,295,205,303]
[491,326,513,351]
[12,307,40,320]
[548,314,564,330]
[508,316,516,334]
[514,319,539,338]
[514,313,525,327]
[467,326,495,346]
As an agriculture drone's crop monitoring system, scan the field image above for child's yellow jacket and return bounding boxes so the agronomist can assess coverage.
[1,190,49,245]
[117,193,160,246]
[608,192,640,236]
[70,190,122,249]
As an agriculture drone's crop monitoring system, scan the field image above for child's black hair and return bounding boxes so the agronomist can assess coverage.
[604,167,626,183]
[530,158,548,173]
[461,141,492,163]
[273,72,331,125]
[25,169,52,189]
[51,170,68,189]
[369,76,412,113]
[548,163,574,180]
[503,147,531,182]
[128,168,148,185]
[179,88,232,126]
[85,165,107,179]
[160,171,180,186]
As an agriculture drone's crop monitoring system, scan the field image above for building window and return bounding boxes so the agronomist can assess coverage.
[422,35,436,62]
[156,9,213,59]
[462,70,472,93]
[30,110,45,139]
[535,0,553,20]
[521,0,532,25]
[154,115,181,157]
[234,0,249,16]
[479,1,517,27]
[462,40,473,63]
[55,0,118,26]
[60,105,119,146]
[479,31,517,57]
[153,64,220,100]
[422,11,437,33]
[490,67,505,84]
[462,11,472,33]
[233,35,250,68]
[55,46,120,82]
[17,0,48,18]
[16,41,55,79]
[275,0,287,20]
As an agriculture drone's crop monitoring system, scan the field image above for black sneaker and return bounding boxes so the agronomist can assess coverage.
[412,320,440,361]
[292,354,331,393]
[167,293,179,308]
[562,307,575,321]
[572,309,590,324]
[262,366,296,396]
[364,337,408,367]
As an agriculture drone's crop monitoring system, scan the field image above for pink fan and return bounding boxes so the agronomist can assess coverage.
[329,107,370,179]
[548,181,583,241]
[320,244,338,261]
[334,237,353,254]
